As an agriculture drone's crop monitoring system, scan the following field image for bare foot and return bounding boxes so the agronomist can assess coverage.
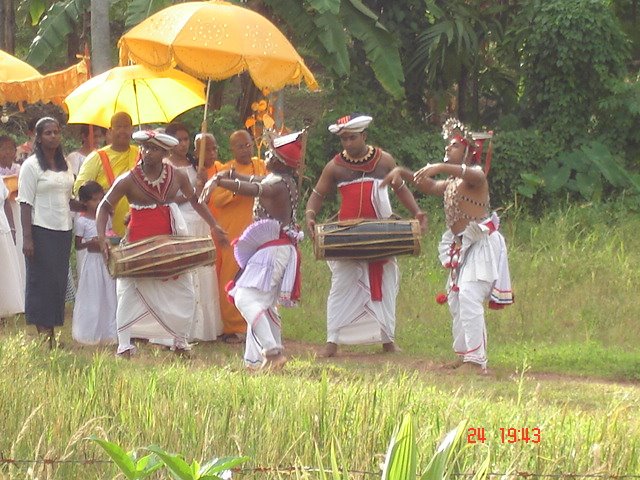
[261,353,287,371]
[115,346,137,359]
[442,358,465,369]
[382,342,401,353]
[320,342,338,358]
[457,362,488,375]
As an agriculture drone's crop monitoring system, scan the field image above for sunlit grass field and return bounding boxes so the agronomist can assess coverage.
[1,203,640,479]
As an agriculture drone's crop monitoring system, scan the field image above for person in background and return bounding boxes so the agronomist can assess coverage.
[306,113,426,358]
[16,117,37,164]
[164,123,223,342]
[382,118,513,374]
[0,179,24,322]
[72,181,117,345]
[66,124,107,176]
[0,135,25,286]
[17,117,77,348]
[208,129,267,344]
[74,112,138,237]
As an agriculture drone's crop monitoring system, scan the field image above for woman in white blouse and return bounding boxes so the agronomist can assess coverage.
[17,117,76,347]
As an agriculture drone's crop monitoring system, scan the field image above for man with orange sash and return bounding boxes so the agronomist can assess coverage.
[207,130,267,343]
[75,112,138,237]
[306,114,427,357]
[96,130,227,357]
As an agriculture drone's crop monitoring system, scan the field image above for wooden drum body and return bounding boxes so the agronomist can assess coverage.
[314,219,421,261]
[108,235,215,279]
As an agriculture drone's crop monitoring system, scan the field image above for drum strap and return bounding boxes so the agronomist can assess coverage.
[98,150,115,186]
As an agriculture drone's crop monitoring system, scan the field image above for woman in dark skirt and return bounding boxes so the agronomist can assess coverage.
[17,117,75,347]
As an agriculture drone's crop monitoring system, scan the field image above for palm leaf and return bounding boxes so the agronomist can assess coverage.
[308,0,340,15]
[124,0,172,29]
[313,10,351,76]
[420,419,469,480]
[26,0,89,68]
[87,436,137,480]
[382,414,417,480]
[146,445,193,480]
[341,0,405,99]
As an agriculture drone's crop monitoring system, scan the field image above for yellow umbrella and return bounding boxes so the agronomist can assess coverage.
[0,49,41,81]
[64,64,207,129]
[118,0,319,92]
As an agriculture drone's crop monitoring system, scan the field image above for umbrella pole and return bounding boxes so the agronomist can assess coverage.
[198,79,212,169]
[133,79,142,131]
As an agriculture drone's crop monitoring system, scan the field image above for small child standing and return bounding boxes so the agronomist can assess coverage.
[72,181,117,345]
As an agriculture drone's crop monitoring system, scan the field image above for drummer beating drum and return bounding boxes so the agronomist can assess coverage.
[96,129,228,358]
[305,113,427,357]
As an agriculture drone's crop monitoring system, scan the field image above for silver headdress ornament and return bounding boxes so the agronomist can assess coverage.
[441,118,474,146]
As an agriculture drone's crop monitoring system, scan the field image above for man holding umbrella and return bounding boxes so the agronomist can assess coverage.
[74,112,138,237]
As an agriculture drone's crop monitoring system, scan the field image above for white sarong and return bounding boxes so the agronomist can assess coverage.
[116,204,196,353]
[326,178,398,345]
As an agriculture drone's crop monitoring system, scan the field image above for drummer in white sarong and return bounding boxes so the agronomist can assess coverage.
[95,130,228,357]
[305,114,427,357]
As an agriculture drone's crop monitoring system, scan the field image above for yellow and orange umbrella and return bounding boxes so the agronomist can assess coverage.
[118,0,319,92]
[1,49,88,107]
[0,49,41,81]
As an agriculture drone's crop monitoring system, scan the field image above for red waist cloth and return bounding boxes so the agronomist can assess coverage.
[127,205,172,242]
[338,180,377,220]
[337,180,385,301]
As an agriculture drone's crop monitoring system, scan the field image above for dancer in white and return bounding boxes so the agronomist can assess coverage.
[305,114,426,357]
[383,118,513,373]
[201,131,304,370]
[72,181,117,345]
[96,130,227,357]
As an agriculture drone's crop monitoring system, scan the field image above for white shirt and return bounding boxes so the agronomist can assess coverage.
[16,155,74,231]
[66,151,87,176]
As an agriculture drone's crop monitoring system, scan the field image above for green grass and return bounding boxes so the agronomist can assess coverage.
[2,202,640,478]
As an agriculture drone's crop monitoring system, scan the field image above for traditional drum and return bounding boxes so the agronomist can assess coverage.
[314,219,421,261]
[107,235,215,278]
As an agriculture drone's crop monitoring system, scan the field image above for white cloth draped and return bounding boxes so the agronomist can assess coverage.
[0,181,24,317]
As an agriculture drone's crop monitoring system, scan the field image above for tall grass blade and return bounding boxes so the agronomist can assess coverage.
[382,414,417,480]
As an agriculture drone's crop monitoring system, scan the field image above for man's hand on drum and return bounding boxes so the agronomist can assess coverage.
[210,224,230,248]
[415,211,428,234]
[305,216,316,240]
[97,236,110,263]
[85,237,103,253]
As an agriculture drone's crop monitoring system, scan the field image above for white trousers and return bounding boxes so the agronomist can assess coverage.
[233,245,292,367]
[448,279,492,368]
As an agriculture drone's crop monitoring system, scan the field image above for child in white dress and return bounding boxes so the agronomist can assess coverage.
[72,181,117,344]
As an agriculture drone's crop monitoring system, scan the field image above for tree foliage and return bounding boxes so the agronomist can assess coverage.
[262,0,406,99]
[509,0,630,142]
